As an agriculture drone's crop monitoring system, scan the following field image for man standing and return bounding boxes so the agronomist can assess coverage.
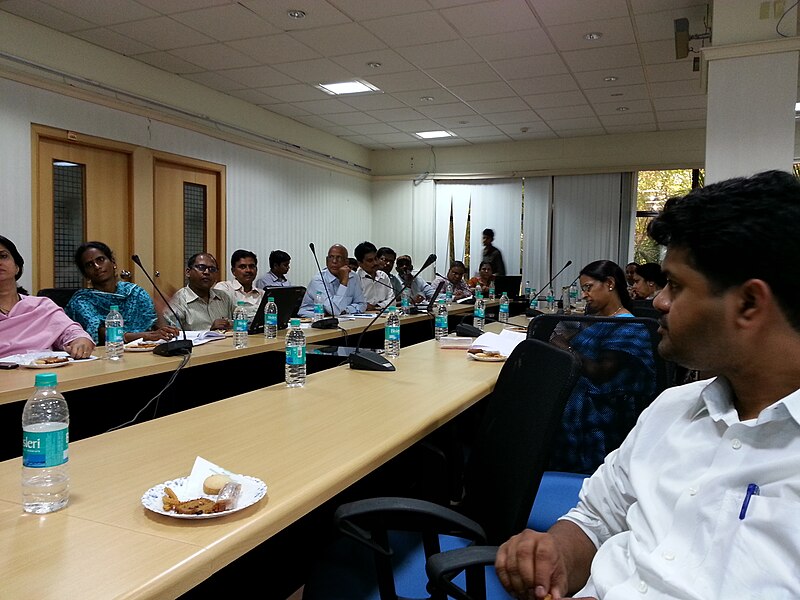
[482,228,506,276]
[298,244,366,317]
[354,241,395,311]
[496,170,800,599]
[254,250,293,289]
[214,249,263,322]
[170,252,235,331]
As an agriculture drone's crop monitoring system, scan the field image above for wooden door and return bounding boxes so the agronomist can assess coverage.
[36,138,131,291]
[153,160,222,295]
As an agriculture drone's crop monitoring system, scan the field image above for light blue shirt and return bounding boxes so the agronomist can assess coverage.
[298,269,366,317]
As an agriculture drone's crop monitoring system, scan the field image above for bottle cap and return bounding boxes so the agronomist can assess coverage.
[237,301,246,306]
[290,318,300,327]
[110,305,119,310]
[388,304,396,311]
[35,373,57,387]
[268,297,274,302]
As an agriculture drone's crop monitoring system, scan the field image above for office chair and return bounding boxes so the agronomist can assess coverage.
[302,339,581,600]
[36,287,80,308]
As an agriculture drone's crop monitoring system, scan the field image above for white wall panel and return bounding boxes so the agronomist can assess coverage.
[521,177,551,296]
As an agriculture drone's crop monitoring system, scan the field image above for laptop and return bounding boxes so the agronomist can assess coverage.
[493,275,522,298]
[248,286,306,334]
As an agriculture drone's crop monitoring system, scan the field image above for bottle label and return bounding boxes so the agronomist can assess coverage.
[474,307,485,318]
[489,287,495,296]
[106,326,123,344]
[22,425,69,468]
[446,292,453,302]
[401,297,409,308]
[286,346,306,365]
[500,304,509,314]
[233,318,248,332]
[314,304,324,315]
[386,325,400,341]
[266,313,278,326]
[435,315,447,329]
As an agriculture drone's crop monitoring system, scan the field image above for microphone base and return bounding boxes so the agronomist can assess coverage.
[525,308,544,318]
[348,349,396,372]
[153,339,194,357]
[456,323,483,337]
[311,317,339,329]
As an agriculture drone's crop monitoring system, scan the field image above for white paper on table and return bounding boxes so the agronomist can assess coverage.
[468,329,526,357]
[179,330,227,346]
[183,456,236,497]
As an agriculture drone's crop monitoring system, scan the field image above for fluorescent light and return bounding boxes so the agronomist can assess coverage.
[315,80,380,96]
[795,102,800,112]
[414,130,455,139]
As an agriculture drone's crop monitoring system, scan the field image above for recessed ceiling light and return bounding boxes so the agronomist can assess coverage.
[604,76,618,82]
[419,96,435,102]
[414,130,455,139]
[584,32,603,41]
[366,62,382,69]
[795,101,800,112]
[458,120,469,125]
[315,79,380,96]
[287,9,306,19]
[616,106,629,111]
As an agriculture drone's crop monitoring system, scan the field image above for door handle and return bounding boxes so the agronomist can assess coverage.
[155,271,160,277]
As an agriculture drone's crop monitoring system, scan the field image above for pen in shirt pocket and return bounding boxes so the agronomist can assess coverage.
[738,483,760,520]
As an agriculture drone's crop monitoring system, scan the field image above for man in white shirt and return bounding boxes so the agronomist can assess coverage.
[496,170,800,600]
[355,241,394,311]
[214,249,263,322]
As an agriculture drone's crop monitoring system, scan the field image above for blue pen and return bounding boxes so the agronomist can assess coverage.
[738,483,760,520]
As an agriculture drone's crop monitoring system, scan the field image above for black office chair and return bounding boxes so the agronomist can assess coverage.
[302,339,581,600]
[37,287,80,308]
[630,298,660,319]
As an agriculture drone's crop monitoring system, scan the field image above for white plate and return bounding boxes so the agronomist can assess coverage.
[468,353,507,362]
[141,474,267,519]
[21,357,73,368]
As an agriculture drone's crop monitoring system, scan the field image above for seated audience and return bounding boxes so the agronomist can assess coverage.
[254,250,292,289]
[430,260,471,301]
[548,259,656,473]
[496,170,800,600]
[298,244,366,317]
[395,255,435,303]
[376,246,402,295]
[170,252,235,331]
[632,261,667,299]
[467,261,495,297]
[214,249,263,322]
[624,261,638,296]
[66,241,178,344]
[354,241,394,311]
[0,235,94,358]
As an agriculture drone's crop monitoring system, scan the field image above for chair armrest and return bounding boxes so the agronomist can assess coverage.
[335,496,487,556]
[426,545,501,600]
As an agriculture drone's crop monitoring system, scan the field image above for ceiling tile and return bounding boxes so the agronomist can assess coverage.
[652,94,706,111]
[170,43,259,71]
[496,121,552,134]
[257,84,329,102]
[170,4,279,41]
[592,99,653,115]
[556,128,608,138]
[490,54,568,80]
[562,44,642,73]
[290,22,387,56]
[631,0,710,14]
[459,134,511,143]
[509,74,579,96]
[447,81,516,101]
[548,17,636,52]
[331,48,415,75]
[340,93,409,110]
[263,103,311,117]
[136,0,232,13]
[440,0,539,37]
[228,34,320,64]
[426,62,500,87]
[133,50,205,73]
[74,28,156,56]
[573,65,646,89]
[469,97,530,114]
[226,88,281,105]
[656,108,706,122]
[366,132,419,144]
[240,0,352,30]
[447,124,505,138]
[583,83,649,103]
[649,79,704,97]
[218,64,297,87]
[294,114,336,129]
[467,28,554,61]
[181,71,244,92]
[657,119,706,130]
[535,105,595,120]
[416,102,477,118]
[485,110,543,125]
[604,123,658,134]
[42,0,158,26]
[110,17,215,50]
[599,111,656,126]
[366,107,426,122]
[361,11,460,47]
[640,39,685,65]
[530,0,629,25]
[347,122,400,134]
[396,39,482,69]
[507,130,558,140]
[524,90,588,109]
[322,111,380,125]
[391,119,446,132]
[547,116,603,131]
[271,58,355,83]
[434,114,490,128]
[645,61,700,83]
[0,0,94,31]
[293,98,359,114]
[327,0,432,20]
[392,88,461,106]
[366,70,439,92]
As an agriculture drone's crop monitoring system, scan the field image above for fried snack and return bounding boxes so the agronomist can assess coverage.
[34,356,69,365]
[212,481,242,513]
[162,487,181,511]
[174,498,216,515]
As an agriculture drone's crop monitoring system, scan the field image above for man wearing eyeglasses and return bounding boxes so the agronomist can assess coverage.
[298,244,366,317]
[169,252,236,331]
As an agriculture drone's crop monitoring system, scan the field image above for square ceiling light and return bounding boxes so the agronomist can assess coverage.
[315,79,380,96]
[414,130,456,139]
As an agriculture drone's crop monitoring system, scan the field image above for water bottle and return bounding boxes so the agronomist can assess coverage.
[400,288,411,315]
[547,287,556,312]
[528,287,538,309]
[570,282,579,306]
[22,373,69,514]
[474,290,486,331]
[561,286,571,315]
[285,318,306,388]
[313,291,324,322]
[524,280,531,299]
[105,304,124,360]
[488,282,495,300]
[435,299,448,340]
[446,282,454,305]
[384,305,400,358]
[264,296,278,339]
[499,292,509,323]
[233,301,249,349]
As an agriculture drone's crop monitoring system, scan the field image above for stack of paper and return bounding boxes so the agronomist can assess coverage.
[469,329,526,357]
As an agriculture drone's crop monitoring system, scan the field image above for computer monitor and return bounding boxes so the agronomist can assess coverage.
[493,275,522,298]
[249,286,305,334]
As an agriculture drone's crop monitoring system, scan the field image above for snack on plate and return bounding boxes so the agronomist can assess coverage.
[34,356,69,365]
[136,342,159,349]
[467,349,502,358]
[203,474,232,495]
[174,497,216,515]
[161,481,240,515]
[212,481,242,513]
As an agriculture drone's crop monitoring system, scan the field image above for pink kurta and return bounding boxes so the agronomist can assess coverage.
[0,294,93,356]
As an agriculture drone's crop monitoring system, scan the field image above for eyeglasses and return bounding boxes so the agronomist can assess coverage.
[83,255,110,270]
[326,255,346,263]
[580,282,599,293]
[192,264,219,274]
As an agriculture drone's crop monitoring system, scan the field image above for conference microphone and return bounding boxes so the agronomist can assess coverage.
[349,253,436,372]
[367,272,424,314]
[131,255,193,357]
[308,242,339,329]
[526,260,573,317]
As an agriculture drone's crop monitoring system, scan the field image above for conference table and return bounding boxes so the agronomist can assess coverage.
[0,329,510,599]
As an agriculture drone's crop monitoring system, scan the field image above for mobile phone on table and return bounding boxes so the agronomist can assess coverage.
[0,362,19,369]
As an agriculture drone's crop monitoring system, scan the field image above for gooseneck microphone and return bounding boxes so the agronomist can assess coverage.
[366,272,419,313]
[526,260,573,317]
[308,242,339,330]
[349,253,436,372]
[131,255,193,357]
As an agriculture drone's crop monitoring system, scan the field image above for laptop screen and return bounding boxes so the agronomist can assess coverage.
[493,275,522,298]
[249,286,305,334]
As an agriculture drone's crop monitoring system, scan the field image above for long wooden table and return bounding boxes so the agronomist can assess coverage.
[0,336,505,599]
